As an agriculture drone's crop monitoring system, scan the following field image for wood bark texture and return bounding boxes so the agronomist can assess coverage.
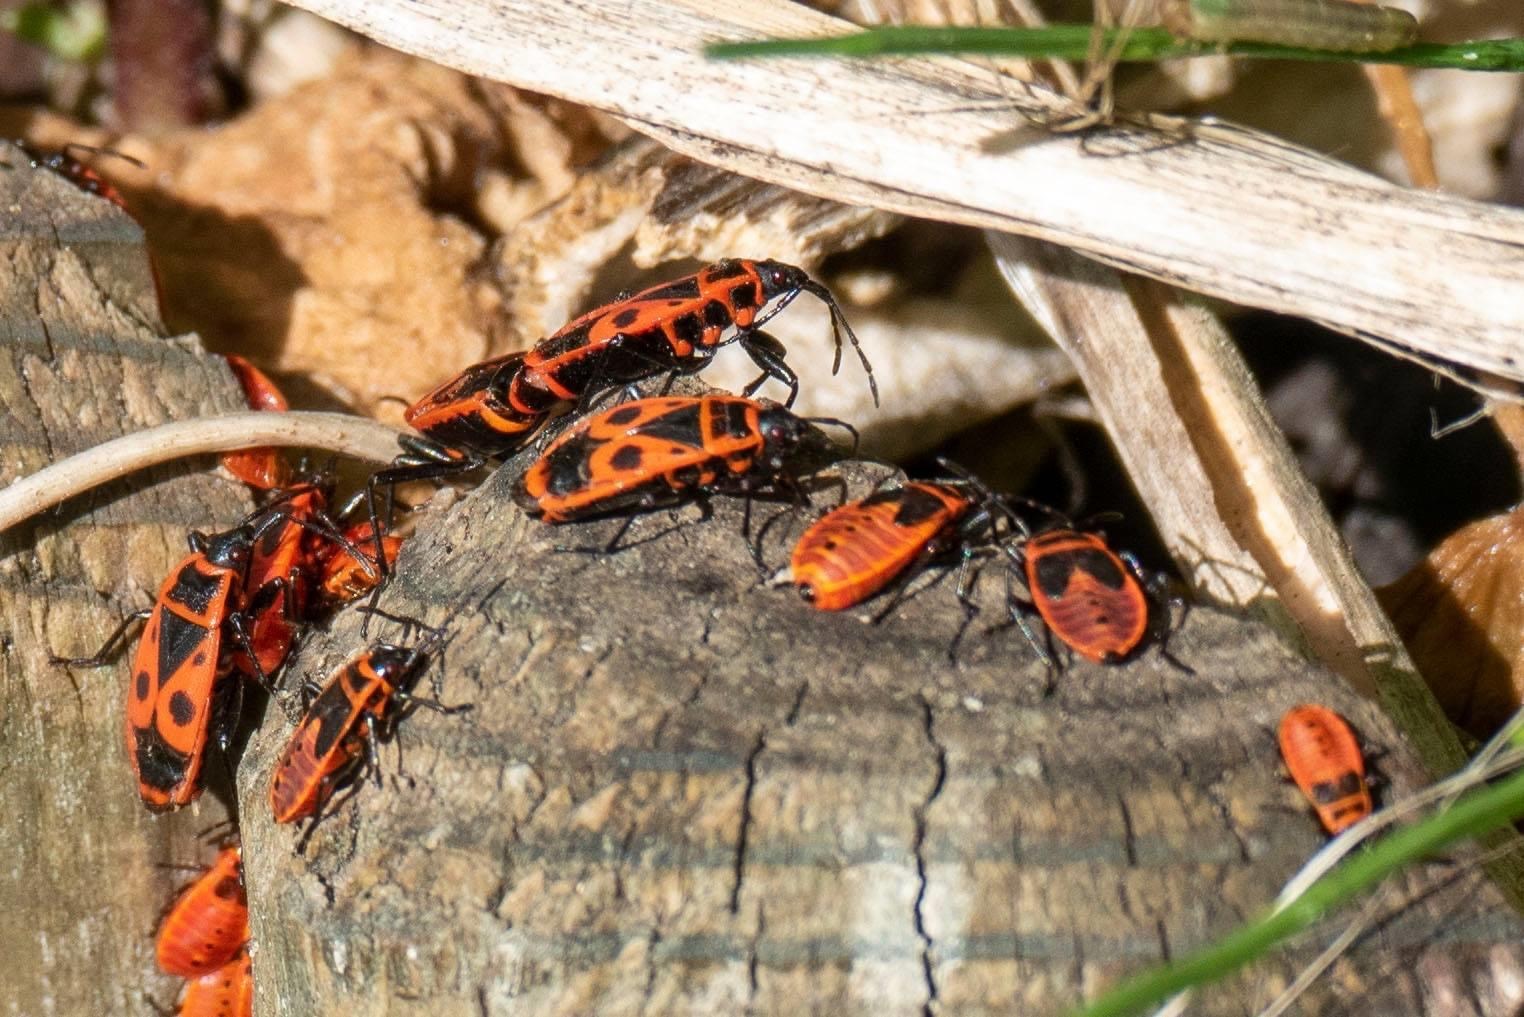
[285,0,1524,400]
[238,450,1524,1016]
[0,143,258,1014]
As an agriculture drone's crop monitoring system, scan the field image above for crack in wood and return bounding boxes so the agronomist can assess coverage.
[731,730,765,915]
[913,694,947,1016]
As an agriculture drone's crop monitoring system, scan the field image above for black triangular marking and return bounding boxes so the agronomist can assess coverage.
[158,612,212,686]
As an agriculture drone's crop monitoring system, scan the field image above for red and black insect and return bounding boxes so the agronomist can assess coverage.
[156,845,248,979]
[512,394,850,525]
[231,476,384,679]
[1278,704,1373,835]
[374,260,871,560]
[996,507,1189,672]
[177,950,253,1017]
[365,353,536,551]
[790,475,1013,612]
[114,526,262,810]
[228,483,334,682]
[270,634,466,846]
[509,258,877,415]
[220,355,292,492]
[1014,528,1149,664]
[382,260,873,491]
[314,520,404,607]
[401,351,539,461]
[52,500,359,810]
[16,142,137,210]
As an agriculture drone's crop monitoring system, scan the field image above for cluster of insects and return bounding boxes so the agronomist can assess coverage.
[153,844,253,1016]
[40,230,1374,1010]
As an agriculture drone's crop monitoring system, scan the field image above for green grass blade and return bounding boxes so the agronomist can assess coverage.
[0,0,106,62]
[1071,764,1524,1017]
[706,26,1524,73]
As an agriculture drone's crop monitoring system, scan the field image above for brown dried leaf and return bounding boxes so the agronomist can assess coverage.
[1378,504,1524,739]
[43,49,613,420]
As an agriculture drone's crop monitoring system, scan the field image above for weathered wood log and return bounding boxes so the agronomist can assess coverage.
[0,142,258,1012]
[239,449,1524,1016]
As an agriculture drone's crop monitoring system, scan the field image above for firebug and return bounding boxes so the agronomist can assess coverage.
[789,473,1014,612]
[510,258,877,413]
[176,950,252,1017]
[512,394,851,525]
[1278,704,1373,835]
[156,845,248,979]
[270,633,467,848]
[220,355,292,491]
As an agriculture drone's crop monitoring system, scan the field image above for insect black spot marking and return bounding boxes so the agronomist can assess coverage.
[611,308,640,328]
[718,400,752,439]
[193,651,207,667]
[168,691,197,726]
[673,313,705,349]
[1033,555,1077,600]
[544,437,595,498]
[606,405,643,426]
[1072,547,1126,588]
[729,281,758,310]
[611,445,644,471]
[134,736,191,792]
[136,671,151,700]
[536,323,593,358]
[158,613,212,684]
[705,260,749,281]
[633,402,704,447]
[893,487,956,527]
[702,300,732,330]
[168,562,228,615]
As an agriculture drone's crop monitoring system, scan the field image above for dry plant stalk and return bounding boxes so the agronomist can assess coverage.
[1344,0,1439,188]
[989,237,1473,780]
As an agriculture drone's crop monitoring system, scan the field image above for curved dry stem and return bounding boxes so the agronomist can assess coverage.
[0,411,406,534]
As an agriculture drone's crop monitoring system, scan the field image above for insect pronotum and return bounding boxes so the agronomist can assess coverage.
[1159,0,1417,52]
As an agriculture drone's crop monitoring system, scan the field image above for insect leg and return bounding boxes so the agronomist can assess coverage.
[737,329,800,408]
[998,543,1060,675]
[50,607,153,667]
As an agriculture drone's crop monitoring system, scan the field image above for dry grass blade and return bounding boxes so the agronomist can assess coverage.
[284,0,1524,398]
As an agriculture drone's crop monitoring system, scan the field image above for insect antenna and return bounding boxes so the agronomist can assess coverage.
[800,279,880,407]
[802,415,861,456]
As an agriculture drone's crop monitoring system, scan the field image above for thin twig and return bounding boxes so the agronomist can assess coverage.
[0,411,405,534]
